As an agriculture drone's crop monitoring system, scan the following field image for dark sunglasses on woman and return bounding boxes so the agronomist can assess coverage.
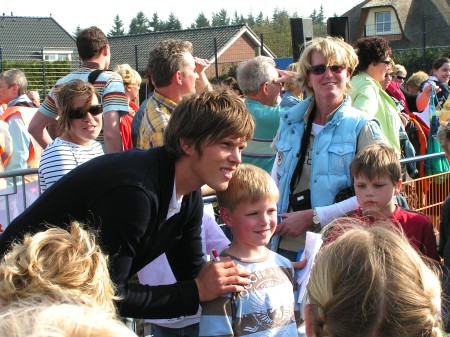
[309,64,347,75]
[68,104,103,119]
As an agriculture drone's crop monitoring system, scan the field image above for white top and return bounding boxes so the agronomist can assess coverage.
[38,137,104,191]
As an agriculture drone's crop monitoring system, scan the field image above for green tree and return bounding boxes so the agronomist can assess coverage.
[246,12,255,26]
[211,9,230,27]
[231,11,246,25]
[128,11,151,35]
[317,5,325,25]
[150,12,162,32]
[192,12,210,28]
[72,25,81,39]
[310,9,318,24]
[255,12,267,26]
[162,12,182,31]
[108,15,125,37]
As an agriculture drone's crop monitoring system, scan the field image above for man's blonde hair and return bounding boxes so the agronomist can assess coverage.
[216,164,279,212]
[0,222,117,313]
[308,219,443,337]
[350,143,401,184]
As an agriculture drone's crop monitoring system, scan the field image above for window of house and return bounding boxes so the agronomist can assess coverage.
[376,12,391,34]
[43,51,72,62]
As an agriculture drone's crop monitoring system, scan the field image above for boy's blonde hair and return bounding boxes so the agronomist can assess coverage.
[216,164,278,212]
[0,221,117,313]
[437,118,450,156]
[307,219,443,337]
[350,143,401,184]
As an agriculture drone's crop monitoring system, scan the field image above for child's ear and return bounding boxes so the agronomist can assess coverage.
[220,206,233,228]
[394,179,402,194]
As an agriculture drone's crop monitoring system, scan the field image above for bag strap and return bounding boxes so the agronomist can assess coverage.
[88,69,105,84]
[289,107,316,194]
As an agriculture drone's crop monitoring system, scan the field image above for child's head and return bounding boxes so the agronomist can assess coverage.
[0,221,117,313]
[306,219,443,337]
[217,164,279,249]
[350,143,402,216]
[437,118,450,160]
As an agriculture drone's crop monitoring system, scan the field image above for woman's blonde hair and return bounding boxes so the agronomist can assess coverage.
[297,36,358,96]
[0,222,117,313]
[307,219,443,337]
[0,301,137,337]
[114,63,142,87]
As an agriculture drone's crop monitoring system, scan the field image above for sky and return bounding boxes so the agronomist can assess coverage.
[2,0,364,35]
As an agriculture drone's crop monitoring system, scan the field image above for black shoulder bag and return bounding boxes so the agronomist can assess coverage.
[288,108,316,211]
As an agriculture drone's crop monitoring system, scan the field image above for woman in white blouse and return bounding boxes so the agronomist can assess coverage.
[39,80,104,191]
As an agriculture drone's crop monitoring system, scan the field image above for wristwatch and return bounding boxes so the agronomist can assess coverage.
[312,208,321,231]
[312,208,320,224]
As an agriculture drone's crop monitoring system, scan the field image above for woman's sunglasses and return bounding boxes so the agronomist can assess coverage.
[309,64,347,75]
[394,75,406,81]
[68,104,103,119]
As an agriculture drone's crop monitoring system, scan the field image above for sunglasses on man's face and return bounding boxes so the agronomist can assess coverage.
[68,104,103,119]
[308,64,347,75]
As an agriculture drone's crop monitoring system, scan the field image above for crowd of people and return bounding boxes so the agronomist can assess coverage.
[0,25,449,337]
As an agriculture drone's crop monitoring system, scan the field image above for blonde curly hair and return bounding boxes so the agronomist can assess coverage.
[0,301,136,337]
[0,222,118,313]
[307,219,443,337]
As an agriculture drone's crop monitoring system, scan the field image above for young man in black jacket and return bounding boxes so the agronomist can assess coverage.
[0,89,255,319]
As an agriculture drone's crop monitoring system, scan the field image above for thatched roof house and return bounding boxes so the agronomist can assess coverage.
[343,0,450,49]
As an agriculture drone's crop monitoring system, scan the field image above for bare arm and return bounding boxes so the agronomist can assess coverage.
[416,82,440,112]
[194,57,212,92]
[28,111,56,149]
[103,111,123,153]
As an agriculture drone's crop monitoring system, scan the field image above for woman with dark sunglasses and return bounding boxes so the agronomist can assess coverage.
[38,79,104,191]
[349,36,403,156]
[270,36,383,263]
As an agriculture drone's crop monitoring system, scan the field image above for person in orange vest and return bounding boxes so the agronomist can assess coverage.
[0,69,40,172]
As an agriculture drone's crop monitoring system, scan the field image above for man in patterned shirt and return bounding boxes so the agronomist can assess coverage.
[28,26,128,153]
[136,39,211,150]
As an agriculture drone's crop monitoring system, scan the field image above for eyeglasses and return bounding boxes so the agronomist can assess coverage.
[394,75,406,81]
[308,64,347,75]
[380,60,392,65]
[68,104,103,119]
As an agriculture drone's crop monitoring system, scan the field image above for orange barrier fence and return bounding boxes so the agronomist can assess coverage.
[402,171,450,231]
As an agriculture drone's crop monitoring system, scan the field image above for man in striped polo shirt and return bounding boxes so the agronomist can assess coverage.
[28,26,128,153]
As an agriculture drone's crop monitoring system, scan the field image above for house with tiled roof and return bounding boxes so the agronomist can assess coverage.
[343,0,450,49]
[0,14,77,65]
[108,24,275,78]
[0,15,273,80]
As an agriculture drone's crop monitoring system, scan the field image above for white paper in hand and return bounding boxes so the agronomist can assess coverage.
[295,231,323,304]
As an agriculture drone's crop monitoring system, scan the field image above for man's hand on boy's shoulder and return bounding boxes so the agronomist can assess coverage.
[196,258,250,303]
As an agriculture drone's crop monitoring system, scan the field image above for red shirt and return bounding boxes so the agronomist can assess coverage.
[351,205,439,261]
